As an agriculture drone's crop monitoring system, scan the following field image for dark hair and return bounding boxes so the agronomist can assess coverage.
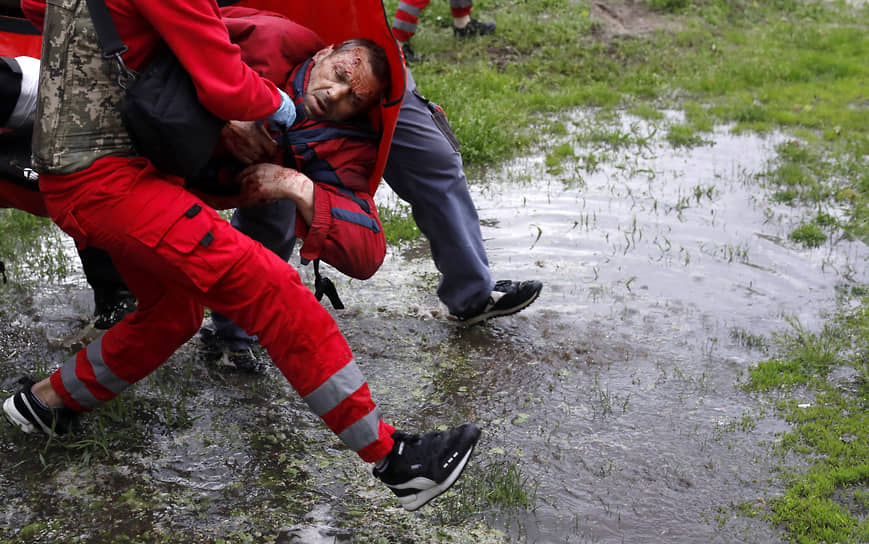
[330,38,391,95]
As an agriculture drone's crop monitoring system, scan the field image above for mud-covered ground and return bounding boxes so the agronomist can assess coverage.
[2,110,867,543]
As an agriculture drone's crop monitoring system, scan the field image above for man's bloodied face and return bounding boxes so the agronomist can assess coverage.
[304,45,384,122]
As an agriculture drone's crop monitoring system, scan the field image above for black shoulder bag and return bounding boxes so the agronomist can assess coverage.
[86,0,224,178]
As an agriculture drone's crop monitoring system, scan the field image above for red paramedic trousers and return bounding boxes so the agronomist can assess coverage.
[39,156,394,463]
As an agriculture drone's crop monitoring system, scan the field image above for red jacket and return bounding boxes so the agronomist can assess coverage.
[281,60,385,280]
[220,8,386,280]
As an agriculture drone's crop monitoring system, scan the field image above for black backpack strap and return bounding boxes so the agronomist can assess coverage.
[84,0,126,58]
[312,259,344,309]
[84,0,135,88]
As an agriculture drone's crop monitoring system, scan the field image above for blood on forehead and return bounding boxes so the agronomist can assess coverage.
[334,48,383,100]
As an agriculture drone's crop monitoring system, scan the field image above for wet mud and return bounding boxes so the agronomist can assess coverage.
[2,110,866,543]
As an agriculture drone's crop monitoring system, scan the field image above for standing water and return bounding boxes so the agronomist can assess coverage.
[1,110,866,543]
[358,109,867,542]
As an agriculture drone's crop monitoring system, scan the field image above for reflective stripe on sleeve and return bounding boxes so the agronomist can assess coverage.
[392,19,418,34]
[397,2,422,17]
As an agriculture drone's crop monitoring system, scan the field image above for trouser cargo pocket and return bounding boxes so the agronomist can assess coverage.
[129,202,242,293]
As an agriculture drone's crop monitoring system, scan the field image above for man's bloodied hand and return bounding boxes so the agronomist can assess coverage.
[220,120,279,164]
[237,163,315,224]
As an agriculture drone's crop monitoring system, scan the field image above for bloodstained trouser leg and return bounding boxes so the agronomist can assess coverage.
[382,66,493,316]
[210,200,297,351]
[39,159,393,463]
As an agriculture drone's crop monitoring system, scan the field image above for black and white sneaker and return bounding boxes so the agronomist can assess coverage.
[3,378,77,436]
[453,279,543,326]
[373,423,481,511]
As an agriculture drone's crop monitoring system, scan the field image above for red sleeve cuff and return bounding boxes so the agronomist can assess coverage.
[297,184,331,260]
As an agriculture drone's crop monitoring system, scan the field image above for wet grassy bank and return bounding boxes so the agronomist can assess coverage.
[388,0,869,541]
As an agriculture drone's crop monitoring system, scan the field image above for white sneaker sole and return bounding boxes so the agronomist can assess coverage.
[396,443,477,511]
[459,288,541,326]
[3,395,37,434]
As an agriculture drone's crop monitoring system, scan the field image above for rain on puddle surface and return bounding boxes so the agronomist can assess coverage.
[1,109,866,543]
[351,109,868,542]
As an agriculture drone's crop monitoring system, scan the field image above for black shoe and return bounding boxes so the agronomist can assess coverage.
[3,378,77,436]
[93,288,136,329]
[453,18,496,38]
[400,42,424,64]
[198,325,225,362]
[453,279,543,326]
[373,423,481,511]
[227,348,267,374]
[199,326,266,374]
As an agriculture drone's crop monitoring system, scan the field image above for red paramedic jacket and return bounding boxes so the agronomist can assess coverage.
[21,0,281,120]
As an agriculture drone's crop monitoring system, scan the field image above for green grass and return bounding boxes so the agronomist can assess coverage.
[378,200,421,246]
[666,122,712,148]
[545,142,575,175]
[742,308,869,543]
[381,0,869,247]
[0,208,71,283]
[789,222,827,248]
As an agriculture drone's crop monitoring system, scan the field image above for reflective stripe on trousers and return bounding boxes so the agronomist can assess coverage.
[303,358,383,452]
[59,335,130,409]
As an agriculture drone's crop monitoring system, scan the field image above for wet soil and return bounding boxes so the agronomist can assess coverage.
[2,110,867,543]
[588,0,679,40]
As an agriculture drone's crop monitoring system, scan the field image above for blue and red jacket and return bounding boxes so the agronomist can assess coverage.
[214,7,387,280]
[280,58,385,280]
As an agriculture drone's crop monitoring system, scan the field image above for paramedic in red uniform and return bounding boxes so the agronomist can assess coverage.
[3,0,479,512]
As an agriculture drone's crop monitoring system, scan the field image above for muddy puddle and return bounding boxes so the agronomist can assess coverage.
[2,109,867,543]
